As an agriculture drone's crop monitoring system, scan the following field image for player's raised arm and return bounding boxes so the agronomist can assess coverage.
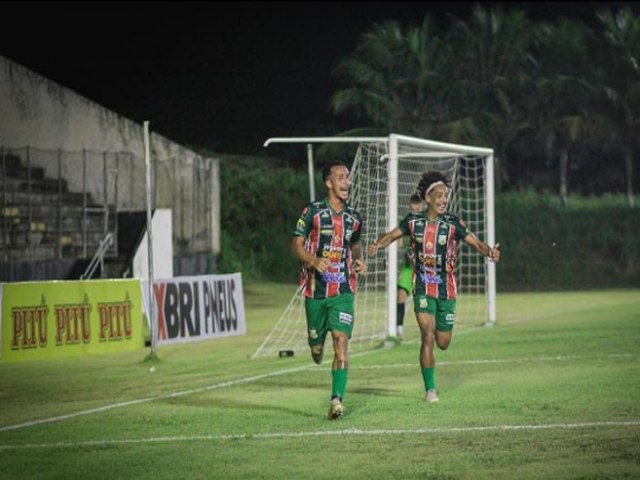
[367,227,404,257]
[464,233,501,263]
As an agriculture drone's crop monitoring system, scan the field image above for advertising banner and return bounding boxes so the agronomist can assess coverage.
[143,273,246,345]
[1,279,144,363]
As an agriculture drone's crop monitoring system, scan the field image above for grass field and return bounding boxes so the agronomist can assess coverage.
[1,283,639,479]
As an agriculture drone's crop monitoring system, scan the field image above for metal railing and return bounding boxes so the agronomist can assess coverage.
[1,146,217,263]
[81,232,113,280]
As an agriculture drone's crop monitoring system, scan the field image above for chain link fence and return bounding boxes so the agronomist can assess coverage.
[1,146,219,263]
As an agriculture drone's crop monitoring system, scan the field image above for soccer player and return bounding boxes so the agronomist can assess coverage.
[395,193,423,340]
[368,171,500,403]
[292,161,367,419]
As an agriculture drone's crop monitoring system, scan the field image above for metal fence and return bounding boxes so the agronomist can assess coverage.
[1,146,219,262]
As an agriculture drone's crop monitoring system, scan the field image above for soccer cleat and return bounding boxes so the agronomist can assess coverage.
[396,326,404,340]
[327,396,345,420]
[311,350,324,364]
[425,389,439,403]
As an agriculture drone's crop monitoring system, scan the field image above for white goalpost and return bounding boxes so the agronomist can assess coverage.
[252,133,495,359]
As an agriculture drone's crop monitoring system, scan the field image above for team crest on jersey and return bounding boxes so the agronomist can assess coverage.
[438,234,447,245]
[425,241,434,251]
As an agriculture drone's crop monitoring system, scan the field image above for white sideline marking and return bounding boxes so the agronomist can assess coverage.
[0,364,318,433]
[1,420,638,451]
[1,352,634,433]
[351,353,635,370]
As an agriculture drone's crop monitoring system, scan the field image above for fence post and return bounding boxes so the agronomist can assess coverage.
[57,148,62,260]
[1,146,6,261]
[82,148,87,258]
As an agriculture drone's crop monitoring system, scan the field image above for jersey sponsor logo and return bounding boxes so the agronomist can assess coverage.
[438,234,447,245]
[339,312,353,325]
[320,229,333,235]
[321,246,345,261]
[419,254,437,267]
[425,241,434,251]
[322,271,346,283]
[421,272,443,285]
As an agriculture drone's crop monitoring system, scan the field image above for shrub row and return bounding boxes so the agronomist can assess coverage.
[219,160,640,290]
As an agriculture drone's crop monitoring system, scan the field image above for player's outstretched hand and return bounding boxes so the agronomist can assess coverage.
[367,244,379,257]
[489,243,500,263]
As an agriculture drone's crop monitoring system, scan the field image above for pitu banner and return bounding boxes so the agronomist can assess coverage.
[0,279,144,363]
[142,273,246,346]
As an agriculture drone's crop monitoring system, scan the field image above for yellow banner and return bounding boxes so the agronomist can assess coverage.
[1,279,144,363]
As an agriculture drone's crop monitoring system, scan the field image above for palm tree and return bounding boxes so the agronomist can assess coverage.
[593,8,640,207]
[532,18,594,205]
[329,17,453,138]
[445,5,536,190]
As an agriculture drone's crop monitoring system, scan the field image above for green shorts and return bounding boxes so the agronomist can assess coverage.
[397,263,413,294]
[413,294,456,332]
[305,293,355,348]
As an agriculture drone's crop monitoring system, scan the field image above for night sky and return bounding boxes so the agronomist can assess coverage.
[2,1,637,154]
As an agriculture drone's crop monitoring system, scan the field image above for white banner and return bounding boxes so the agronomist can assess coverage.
[142,273,246,345]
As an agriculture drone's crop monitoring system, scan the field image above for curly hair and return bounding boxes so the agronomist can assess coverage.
[417,171,450,200]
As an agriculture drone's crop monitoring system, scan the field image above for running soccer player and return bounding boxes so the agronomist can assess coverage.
[368,171,500,403]
[292,161,367,419]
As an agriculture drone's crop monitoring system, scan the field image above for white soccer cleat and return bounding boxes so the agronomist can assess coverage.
[426,389,439,403]
[327,397,345,420]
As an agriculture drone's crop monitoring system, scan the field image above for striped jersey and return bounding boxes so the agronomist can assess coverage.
[293,198,363,299]
[398,211,471,300]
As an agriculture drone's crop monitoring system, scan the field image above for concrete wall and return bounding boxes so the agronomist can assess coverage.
[0,55,220,256]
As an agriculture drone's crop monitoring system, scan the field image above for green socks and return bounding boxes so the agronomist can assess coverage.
[331,368,348,400]
[422,367,436,391]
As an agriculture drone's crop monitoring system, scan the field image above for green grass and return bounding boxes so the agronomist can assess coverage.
[1,284,639,479]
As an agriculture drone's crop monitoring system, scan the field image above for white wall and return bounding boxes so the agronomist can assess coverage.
[133,209,174,280]
[0,55,220,254]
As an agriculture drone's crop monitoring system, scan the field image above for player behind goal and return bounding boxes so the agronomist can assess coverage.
[368,171,500,403]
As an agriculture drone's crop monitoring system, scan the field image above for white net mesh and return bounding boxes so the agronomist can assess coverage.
[252,137,491,359]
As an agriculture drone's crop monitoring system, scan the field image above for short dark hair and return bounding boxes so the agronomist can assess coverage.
[409,193,422,204]
[417,171,450,200]
[322,161,348,182]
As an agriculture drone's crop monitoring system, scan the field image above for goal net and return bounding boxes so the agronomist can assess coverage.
[252,134,495,359]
